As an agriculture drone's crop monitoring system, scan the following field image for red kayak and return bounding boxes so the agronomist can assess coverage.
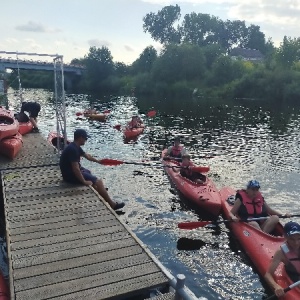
[123,125,145,139]
[161,149,221,216]
[18,121,33,135]
[0,132,23,159]
[0,271,9,300]
[220,186,300,299]
[84,113,107,122]
[0,107,19,141]
[47,131,70,150]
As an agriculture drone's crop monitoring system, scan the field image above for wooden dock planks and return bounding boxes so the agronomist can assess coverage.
[0,133,169,299]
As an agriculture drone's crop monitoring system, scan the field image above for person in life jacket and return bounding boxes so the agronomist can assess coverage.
[265,221,300,298]
[127,116,143,129]
[229,180,290,233]
[164,137,187,161]
[173,154,206,184]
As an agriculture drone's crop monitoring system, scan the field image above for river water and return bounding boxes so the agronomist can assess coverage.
[3,89,300,299]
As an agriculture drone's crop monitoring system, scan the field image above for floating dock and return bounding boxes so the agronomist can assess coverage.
[0,133,199,300]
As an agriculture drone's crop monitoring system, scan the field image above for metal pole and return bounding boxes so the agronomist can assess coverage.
[174,274,186,300]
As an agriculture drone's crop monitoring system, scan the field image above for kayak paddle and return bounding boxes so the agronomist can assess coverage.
[113,124,121,130]
[265,279,300,300]
[98,158,210,172]
[163,155,216,160]
[147,110,156,117]
[178,214,300,230]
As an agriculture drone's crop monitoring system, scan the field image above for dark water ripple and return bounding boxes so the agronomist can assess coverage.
[4,89,300,299]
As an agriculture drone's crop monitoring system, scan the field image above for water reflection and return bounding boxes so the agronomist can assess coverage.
[3,89,300,299]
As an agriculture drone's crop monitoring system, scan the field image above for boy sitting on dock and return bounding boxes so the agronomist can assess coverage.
[59,129,125,210]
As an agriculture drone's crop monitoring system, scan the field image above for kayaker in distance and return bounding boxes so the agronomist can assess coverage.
[127,116,143,129]
[163,137,187,161]
[59,128,125,210]
[264,221,300,298]
[229,180,290,233]
[83,108,97,115]
[173,154,205,184]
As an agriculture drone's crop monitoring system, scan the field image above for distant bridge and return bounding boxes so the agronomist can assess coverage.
[0,51,85,90]
[0,58,84,76]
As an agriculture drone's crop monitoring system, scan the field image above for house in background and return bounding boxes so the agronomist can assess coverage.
[229,47,264,61]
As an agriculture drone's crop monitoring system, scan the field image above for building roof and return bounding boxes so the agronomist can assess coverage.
[230,47,264,59]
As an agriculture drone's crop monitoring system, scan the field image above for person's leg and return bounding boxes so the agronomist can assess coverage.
[261,215,279,233]
[248,221,262,231]
[30,104,40,130]
[30,117,39,129]
[82,171,125,210]
[93,179,116,208]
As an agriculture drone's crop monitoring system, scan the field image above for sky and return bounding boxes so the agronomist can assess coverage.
[0,0,299,64]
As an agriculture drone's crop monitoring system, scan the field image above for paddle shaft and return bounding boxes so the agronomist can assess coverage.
[265,279,300,300]
[178,214,300,229]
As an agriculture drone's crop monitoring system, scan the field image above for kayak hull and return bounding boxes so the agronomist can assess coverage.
[47,132,70,151]
[161,149,221,216]
[0,272,9,299]
[0,107,19,141]
[84,113,107,122]
[0,132,23,159]
[220,186,300,299]
[123,125,145,139]
[18,121,33,135]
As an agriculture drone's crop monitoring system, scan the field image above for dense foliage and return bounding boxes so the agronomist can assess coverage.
[7,5,300,104]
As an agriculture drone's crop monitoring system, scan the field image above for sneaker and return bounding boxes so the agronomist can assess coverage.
[113,202,125,210]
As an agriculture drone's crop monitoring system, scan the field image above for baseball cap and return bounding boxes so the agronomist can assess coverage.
[247,180,260,189]
[284,221,300,236]
[74,129,90,139]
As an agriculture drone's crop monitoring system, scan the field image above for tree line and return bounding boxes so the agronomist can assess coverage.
[8,5,300,103]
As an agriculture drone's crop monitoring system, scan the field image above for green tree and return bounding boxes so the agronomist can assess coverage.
[143,5,181,44]
[131,46,157,74]
[114,62,129,77]
[180,12,220,46]
[151,43,206,84]
[83,46,114,92]
[202,44,225,68]
[208,56,246,86]
[243,25,267,53]
[275,36,300,68]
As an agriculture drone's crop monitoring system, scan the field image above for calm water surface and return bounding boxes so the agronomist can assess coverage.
[3,89,300,300]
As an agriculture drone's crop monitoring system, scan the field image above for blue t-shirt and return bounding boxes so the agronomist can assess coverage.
[59,142,85,182]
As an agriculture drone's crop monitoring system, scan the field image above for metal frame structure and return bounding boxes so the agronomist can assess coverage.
[0,50,67,151]
[53,55,67,152]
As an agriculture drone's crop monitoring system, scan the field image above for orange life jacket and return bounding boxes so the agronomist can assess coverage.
[170,145,183,158]
[281,242,300,276]
[237,189,265,218]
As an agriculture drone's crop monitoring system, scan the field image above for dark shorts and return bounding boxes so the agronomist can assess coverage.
[63,167,98,185]
[80,167,98,184]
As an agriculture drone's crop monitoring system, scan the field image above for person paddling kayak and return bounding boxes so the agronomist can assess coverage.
[164,137,187,161]
[126,116,143,129]
[265,221,300,298]
[173,154,205,184]
[229,180,290,233]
